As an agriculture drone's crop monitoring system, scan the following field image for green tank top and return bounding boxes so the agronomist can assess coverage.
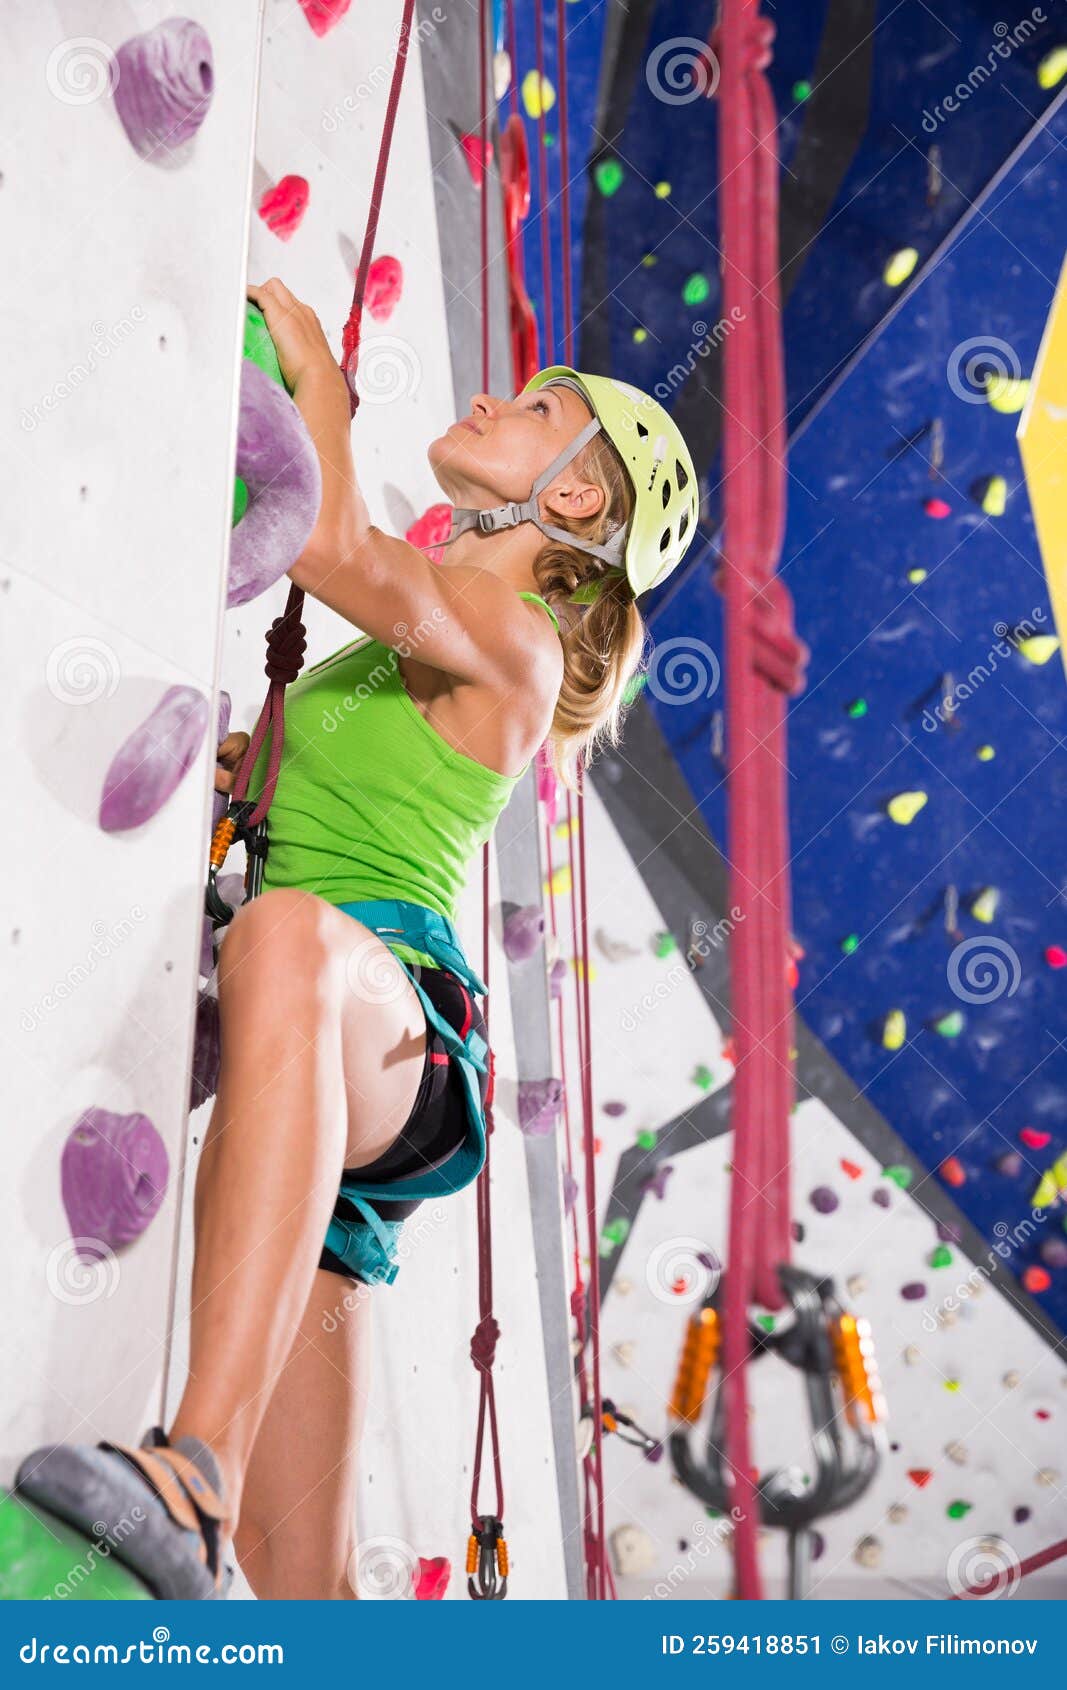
[247,592,561,970]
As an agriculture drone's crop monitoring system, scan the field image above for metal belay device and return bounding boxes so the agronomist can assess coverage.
[667,1264,887,1598]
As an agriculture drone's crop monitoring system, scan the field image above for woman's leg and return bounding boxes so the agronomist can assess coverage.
[167,888,427,1532]
[233,1267,372,1600]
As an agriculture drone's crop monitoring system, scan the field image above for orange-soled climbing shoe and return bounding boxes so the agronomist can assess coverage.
[15,1424,234,1599]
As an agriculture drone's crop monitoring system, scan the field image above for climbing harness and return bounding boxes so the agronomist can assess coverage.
[669,1266,886,1599]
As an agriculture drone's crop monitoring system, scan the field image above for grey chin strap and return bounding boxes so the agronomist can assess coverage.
[438,382,628,569]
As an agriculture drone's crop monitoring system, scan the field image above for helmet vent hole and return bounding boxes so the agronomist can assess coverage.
[635,420,649,440]
[659,527,671,553]
[678,508,690,540]
[661,478,671,510]
[675,459,689,491]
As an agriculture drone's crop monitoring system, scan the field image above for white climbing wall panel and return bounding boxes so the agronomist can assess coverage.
[163,1,570,1598]
[2,0,261,1472]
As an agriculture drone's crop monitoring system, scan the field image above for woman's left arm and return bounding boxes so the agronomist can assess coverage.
[248,278,543,692]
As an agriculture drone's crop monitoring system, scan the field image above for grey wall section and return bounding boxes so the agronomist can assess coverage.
[591,698,1062,1351]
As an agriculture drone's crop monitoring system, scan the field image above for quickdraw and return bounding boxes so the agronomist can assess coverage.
[466,1514,508,1600]
[668,1265,886,1599]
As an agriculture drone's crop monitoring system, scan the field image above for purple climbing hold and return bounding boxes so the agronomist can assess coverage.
[644,1440,664,1465]
[228,361,322,608]
[1040,1236,1067,1268]
[548,957,568,1000]
[810,1530,826,1561]
[112,19,214,166]
[791,1220,806,1243]
[641,1164,673,1201]
[99,685,209,831]
[1013,1505,1031,1525]
[602,1100,627,1117]
[900,1281,927,1301]
[60,1108,169,1259]
[502,904,544,962]
[210,691,232,842]
[696,1249,722,1276]
[996,1151,1023,1177]
[562,1169,579,1215]
[518,1076,563,1136]
[190,990,221,1112]
[936,1221,962,1243]
[872,1188,891,1208]
[810,1185,839,1215]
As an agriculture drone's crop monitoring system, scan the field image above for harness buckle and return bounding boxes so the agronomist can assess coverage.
[466,1514,508,1599]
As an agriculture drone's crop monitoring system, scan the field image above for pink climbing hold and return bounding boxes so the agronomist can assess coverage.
[297,0,353,36]
[536,743,558,824]
[923,497,951,519]
[100,686,209,832]
[1019,1127,1051,1150]
[258,175,310,242]
[61,1108,169,1259]
[460,132,495,188]
[365,255,404,322]
[1045,945,1067,969]
[406,502,453,565]
[518,1077,563,1136]
[112,18,214,166]
[414,1556,450,1600]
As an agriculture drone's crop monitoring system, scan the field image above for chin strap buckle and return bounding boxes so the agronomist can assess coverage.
[477,501,529,534]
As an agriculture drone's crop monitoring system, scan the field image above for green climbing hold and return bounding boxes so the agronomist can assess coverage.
[841,933,860,955]
[692,1064,714,1092]
[654,931,678,959]
[622,671,648,706]
[244,302,286,388]
[599,1217,630,1255]
[792,79,812,102]
[635,1128,657,1150]
[930,1245,954,1269]
[594,157,624,197]
[946,1500,972,1520]
[0,1492,152,1600]
[756,1314,776,1334]
[933,1010,965,1038]
[682,273,711,307]
[884,1164,913,1190]
[232,476,249,526]
[847,697,868,718]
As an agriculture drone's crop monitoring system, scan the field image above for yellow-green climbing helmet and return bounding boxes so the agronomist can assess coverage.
[523,365,701,597]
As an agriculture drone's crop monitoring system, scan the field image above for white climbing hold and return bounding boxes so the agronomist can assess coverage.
[612,1341,635,1367]
[903,1345,922,1366]
[945,1440,968,1465]
[854,1535,883,1568]
[615,1276,633,1296]
[1036,1468,1059,1487]
[1003,1370,1021,1389]
[887,1503,908,1524]
[576,1413,594,1462]
[609,1522,656,1578]
[846,1274,867,1298]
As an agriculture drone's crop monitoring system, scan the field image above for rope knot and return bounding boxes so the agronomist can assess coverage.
[264,612,307,685]
[708,13,776,81]
[470,1314,500,1374]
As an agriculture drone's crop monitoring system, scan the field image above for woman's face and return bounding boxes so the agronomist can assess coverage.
[427,381,598,512]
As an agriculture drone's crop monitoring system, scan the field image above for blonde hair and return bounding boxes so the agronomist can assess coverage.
[531,428,647,790]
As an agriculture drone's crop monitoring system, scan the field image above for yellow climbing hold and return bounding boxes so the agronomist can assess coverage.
[1038,46,1067,89]
[521,69,556,119]
[633,327,648,344]
[654,181,671,199]
[908,568,928,584]
[980,475,1007,516]
[884,247,919,288]
[1030,1153,1067,1210]
[546,862,572,897]
[970,886,999,924]
[977,743,995,761]
[554,815,579,841]
[1018,634,1061,665]
[985,373,1030,413]
[888,790,928,825]
[571,954,597,984]
[882,1009,907,1051]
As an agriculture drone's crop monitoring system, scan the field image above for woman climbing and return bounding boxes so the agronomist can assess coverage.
[16,276,699,1599]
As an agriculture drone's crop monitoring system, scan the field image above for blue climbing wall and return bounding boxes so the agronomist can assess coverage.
[512,3,1067,1333]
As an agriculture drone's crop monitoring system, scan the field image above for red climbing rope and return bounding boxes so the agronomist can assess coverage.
[221,0,418,841]
[713,0,807,1600]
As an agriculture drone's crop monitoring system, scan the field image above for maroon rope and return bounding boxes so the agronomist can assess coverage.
[950,1537,1067,1598]
[230,1,418,835]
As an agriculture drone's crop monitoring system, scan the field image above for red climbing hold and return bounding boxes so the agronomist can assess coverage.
[365,254,403,322]
[297,0,353,35]
[414,1556,451,1600]
[1023,1265,1052,1294]
[923,497,951,519]
[907,1468,933,1488]
[840,1158,863,1181]
[258,175,310,241]
[1045,945,1067,969]
[460,131,495,188]
[405,502,453,563]
[939,1156,966,1188]
[1019,1127,1051,1150]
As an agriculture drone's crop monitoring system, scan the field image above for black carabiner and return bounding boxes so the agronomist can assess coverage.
[205,799,269,930]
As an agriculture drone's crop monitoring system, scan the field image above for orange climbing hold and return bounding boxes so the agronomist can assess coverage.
[939,1156,966,1188]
